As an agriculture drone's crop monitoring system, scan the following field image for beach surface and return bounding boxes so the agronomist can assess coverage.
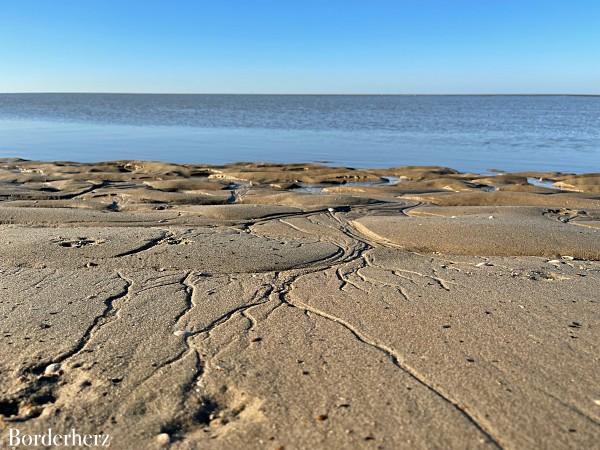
[0,159,599,449]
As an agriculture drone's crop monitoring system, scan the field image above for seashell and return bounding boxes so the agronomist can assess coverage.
[155,433,170,446]
[173,330,191,338]
[44,363,61,375]
[475,262,493,267]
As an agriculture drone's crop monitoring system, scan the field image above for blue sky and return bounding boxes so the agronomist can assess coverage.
[1,0,599,94]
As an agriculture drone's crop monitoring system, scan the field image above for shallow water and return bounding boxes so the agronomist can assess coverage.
[526,177,560,189]
[0,94,599,173]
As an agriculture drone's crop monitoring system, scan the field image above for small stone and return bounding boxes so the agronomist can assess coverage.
[250,337,262,342]
[561,256,575,260]
[593,399,600,406]
[488,215,494,219]
[155,433,171,446]
[316,414,328,421]
[327,207,335,212]
[44,363,61,375]
[475,262,493,267]
[547,259,561,265]
[85,262,98,268]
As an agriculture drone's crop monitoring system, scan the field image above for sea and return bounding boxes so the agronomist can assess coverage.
[0,94,598,173]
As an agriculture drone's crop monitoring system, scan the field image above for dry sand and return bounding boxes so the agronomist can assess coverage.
[0,159,599,449]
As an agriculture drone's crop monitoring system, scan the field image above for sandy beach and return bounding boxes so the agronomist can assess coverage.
[0,158,599,449]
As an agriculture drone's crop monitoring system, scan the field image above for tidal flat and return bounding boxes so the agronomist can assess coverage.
[0,159,599,449]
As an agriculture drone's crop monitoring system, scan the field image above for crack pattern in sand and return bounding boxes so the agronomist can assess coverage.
[1,160,600,449]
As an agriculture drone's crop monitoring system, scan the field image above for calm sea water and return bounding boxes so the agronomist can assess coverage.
[0,94,599,173]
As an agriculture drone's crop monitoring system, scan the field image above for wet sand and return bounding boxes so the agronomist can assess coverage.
[0,159,599,449]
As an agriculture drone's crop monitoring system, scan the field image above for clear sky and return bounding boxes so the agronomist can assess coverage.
[1,0,599,94]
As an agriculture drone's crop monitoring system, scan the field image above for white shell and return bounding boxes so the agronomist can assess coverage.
[44,363,61,375]
[475,262,493,267]
[173,330,191,338]
[155,433,171,446]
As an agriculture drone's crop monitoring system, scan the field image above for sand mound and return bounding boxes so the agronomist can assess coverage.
[0,226,341,272]
[353,207,600,259]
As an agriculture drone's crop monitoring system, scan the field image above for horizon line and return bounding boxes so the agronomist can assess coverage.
[1,92,600,97]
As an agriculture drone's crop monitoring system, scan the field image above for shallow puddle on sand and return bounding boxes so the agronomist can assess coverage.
[294,175,402,194]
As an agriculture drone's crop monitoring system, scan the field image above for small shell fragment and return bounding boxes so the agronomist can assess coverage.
[173,330,191,338]
[155,433,171,446]
[475,262,493,267]
[44,363,61,375]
